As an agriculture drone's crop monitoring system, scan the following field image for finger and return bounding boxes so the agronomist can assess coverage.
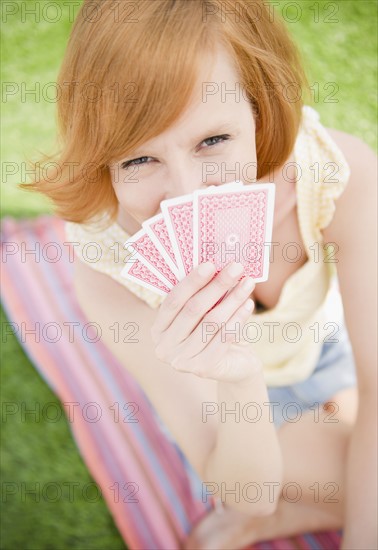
[174,276,255,357]
[166,261,246,344]
[152,264,248,361]
[169,296,254,376]
[189,297,255,371]
[153,261,244,339]
[202,275,255,333]
[151,261,217,340]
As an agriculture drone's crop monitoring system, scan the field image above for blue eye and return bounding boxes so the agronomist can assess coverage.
[202,134,230,147]
[121,156,152,169]
[120,134,231,169]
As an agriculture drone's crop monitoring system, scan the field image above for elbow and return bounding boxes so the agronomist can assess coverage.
[245,483,282,517]
[204,474,283,518]
[203,448,284,517]
[255,499,279,517]
[223,495,279,518]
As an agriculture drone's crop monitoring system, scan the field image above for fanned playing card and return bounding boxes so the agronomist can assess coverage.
[122,229,179,288]
[192,183,275,282]
[142,213,181,279]
[121,181,275,294]
[121,256,171,296]
[161,181,244,280]
[160,193,193,280]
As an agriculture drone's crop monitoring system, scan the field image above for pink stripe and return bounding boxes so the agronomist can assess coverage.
[2,220,182,546]
[2,216,343,549]
[268,538,296,549]
[1,268,68,399]
[2,217,194,546]
[315,531,341,549]
[292,535,313,549]
[34,218,198,537]
[1,227,144,548]
[1,244,125,515]
[46,217,210,523]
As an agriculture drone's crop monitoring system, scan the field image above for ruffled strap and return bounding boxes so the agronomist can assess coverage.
[295,106,351,247]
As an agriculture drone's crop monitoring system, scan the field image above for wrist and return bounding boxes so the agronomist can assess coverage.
[217,367,266,398]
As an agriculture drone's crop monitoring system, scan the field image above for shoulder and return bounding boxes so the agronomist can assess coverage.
[321,127,377,243]
[323,126,375,163]
[320,128,377,393]
[72,256,149,342]
[73,254,113,305]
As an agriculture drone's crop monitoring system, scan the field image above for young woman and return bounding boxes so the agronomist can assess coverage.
[26,1,377,548]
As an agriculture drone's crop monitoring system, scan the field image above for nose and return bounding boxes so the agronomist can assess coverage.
[163,160,211,200]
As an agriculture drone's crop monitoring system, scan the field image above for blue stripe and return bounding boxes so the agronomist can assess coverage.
[47,220,196,531]
[1,220,158,548]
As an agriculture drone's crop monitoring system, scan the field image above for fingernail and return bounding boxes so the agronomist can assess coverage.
[198,262,215,277]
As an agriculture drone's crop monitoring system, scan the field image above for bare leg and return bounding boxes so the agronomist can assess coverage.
[182,387,358,550]
[183,493,342,550]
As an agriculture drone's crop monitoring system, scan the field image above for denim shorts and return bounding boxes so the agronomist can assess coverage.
[155,320,357,504]
[266,319,357,429]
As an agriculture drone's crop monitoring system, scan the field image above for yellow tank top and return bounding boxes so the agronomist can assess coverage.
[65,105,350,387]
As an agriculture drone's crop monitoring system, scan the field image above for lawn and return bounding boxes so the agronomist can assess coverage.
[1,1,377,548]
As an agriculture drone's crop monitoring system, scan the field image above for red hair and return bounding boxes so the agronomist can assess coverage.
[20,0,309,227]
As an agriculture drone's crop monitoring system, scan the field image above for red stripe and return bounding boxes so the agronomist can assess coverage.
[1,215,344,549]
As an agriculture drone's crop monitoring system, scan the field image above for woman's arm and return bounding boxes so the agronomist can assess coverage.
[72,259,220,480]
[322,130,377,548]
[73,259,282,517]
[150,264,283,516]
[204,373,283,516]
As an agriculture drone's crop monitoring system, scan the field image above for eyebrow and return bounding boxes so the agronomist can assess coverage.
[124,122,238,159]
[192,122,238,144]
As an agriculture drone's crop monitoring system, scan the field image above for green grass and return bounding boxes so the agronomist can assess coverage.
[1,1,377,548]
[1,1,377,218]
[1,0,74,218]
[0,305,127,549]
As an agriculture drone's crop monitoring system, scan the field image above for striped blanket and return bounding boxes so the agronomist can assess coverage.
[1,215,342,549]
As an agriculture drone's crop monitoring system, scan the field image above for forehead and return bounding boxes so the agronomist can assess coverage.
[140,48,247,146]
[189,45,244,108]
[118,45,255,160]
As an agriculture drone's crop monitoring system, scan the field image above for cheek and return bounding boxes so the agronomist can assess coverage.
[112,175,163,220]
[241,131,257,183]
[239,151,258,184]
[226,141,257,184]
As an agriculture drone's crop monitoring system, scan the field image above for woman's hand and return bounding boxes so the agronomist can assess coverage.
[150,261,263,383]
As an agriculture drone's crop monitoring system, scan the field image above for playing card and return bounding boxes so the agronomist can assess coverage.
[160,193,194,280]
[122,228,179,288]
[192,183,275,283]
[121,256,170,296]
[142,213,181,279]
[119,180,279,295]
[160,181,244,280]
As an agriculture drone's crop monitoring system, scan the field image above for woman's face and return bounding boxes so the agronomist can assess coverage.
[110,46,257,234]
